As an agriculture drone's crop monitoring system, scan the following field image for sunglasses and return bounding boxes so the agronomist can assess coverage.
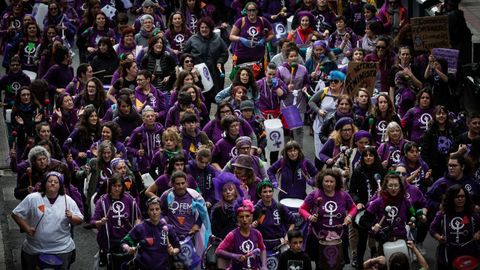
[329,79,340,84]
[184,60,193,63]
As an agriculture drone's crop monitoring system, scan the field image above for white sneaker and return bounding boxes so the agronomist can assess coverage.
[417,243,427,256]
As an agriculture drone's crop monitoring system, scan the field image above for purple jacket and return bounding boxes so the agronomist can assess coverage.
[42,64,74,89]
[181,128,211,159]
[126,123,165,173]
[395,86,416,118]
[186,160,218,205]
[276,62,310,113]
[426,175,480,214]
[400,158,430,193]
[81,27,115,48]
[122,220,180,270]
[134,85,167,121]
[253,200,296,248]
[366,195,413,238]
[402,106,434,144]
[51,108,79,145]
[256,77,288,111]
[91,193,140,250]
[429,211,480,266]
[267,158,317,200]
[212,136,237,169]
[405,183,427,210]
[165,103,199,128]
[202,118,254,143]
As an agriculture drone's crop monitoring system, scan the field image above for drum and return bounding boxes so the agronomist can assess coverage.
[266,249,280,270]
[195,63,214,92]
[383,239,409,265]
[264,117,284,152]
[38,254,63,269]
[318,239,343,270]
[453,256,479,270]
[280,198,304,229]
[177,236,201,269]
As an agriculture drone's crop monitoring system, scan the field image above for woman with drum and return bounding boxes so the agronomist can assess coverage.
[216,199,268,270]
[267,140,317,201]
[12,171,83,270]
[349,146,386,268]
[91,173,142,268]
[121,197,181,269]
[299,169,357,270]
[430,185,480,270]
[252,180,296,263]
[360,173,416,254]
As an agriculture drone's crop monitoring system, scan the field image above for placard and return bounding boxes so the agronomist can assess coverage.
[411,15,450,51]
[344,62,377,97]
[432,48,459,75]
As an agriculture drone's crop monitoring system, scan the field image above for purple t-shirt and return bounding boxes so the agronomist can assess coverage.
[233,16,272,62]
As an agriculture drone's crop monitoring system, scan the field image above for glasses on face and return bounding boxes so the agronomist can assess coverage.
[330,79,340,84]
[184,60,193,63]
[341,128,353,132]
[397,172,408,177]
[376,45,386,49]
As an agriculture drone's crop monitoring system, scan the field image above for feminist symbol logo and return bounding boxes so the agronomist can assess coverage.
[315,15,325,32]
[190,15,197,31]
[169,201,180,214]
[240,240,254,268]
[161,230,168,245]
[203,66,210,81]
[174,34,185,50]
[323,245,339,268]
[267,256,279,269]
[11,82,21,93]
[390,150,401,164]
[24,43,36,65]
[386,206,398,224]
[12,19,21,29]
[465,184,472,193]
[269,131,282,148]
[275,23,286,38]
[377,121,387,138]
[247,26,259,39]
[324,201,338,226]
[450,217,465,243]
[112,201,127,227]
[273,209,280,225]
[419,113,432,130]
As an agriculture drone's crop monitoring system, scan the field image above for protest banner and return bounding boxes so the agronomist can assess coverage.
[344,62,377,97]
[411,15,450,51]
[432,48,459,75]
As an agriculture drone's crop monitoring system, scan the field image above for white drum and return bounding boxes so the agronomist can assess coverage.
[383,239,410,267]
[265,117,284,152]
[280,198,304,210]
[5,109,12,124]
[195,63,214,92]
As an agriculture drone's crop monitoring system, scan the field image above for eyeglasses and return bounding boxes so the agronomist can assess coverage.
[330,79,340,84]
[184,60,193,63]
[376,45,386,49]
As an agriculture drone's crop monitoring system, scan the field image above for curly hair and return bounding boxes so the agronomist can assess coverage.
[315,168,343,190]
[101,121,122,143]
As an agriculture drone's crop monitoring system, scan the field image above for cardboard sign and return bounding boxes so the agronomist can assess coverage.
[411,15,450,51]
[432,48,460,75]
[344,62,377,97]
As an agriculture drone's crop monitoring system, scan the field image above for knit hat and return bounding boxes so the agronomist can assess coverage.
[335,117,354,131]
[328,70,346,81]
[236,136,252,149]
[354,130,371,142]
[240,100,255,111]
[231,154,253,170]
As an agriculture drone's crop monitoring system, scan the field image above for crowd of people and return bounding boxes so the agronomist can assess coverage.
[1,0,480,269]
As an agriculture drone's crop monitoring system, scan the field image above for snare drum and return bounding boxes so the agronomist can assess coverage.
[38,254,63,269]
[266,249,280,270]
[318,239,344,270]
[453,255,479,270]
[280,198,304,229]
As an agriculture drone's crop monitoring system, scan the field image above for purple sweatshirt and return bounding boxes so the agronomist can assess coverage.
[366,195,412,238]
[267,158,317,200]
[91,193,140,251]
[256,77,288,112]
[127,123,165,173]
[134,85,167,121]
[402,107,434,144]
[232,16,273,63]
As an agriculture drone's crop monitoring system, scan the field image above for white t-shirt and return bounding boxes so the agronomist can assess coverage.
[12,192,83,254]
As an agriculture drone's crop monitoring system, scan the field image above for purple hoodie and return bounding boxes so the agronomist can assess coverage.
[127,123,165,173]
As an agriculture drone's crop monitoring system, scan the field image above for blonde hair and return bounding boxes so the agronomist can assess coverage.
[329,124,359,148]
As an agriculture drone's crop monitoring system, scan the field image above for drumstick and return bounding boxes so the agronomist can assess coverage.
[276,187,288,195]
[92,69,106,75]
